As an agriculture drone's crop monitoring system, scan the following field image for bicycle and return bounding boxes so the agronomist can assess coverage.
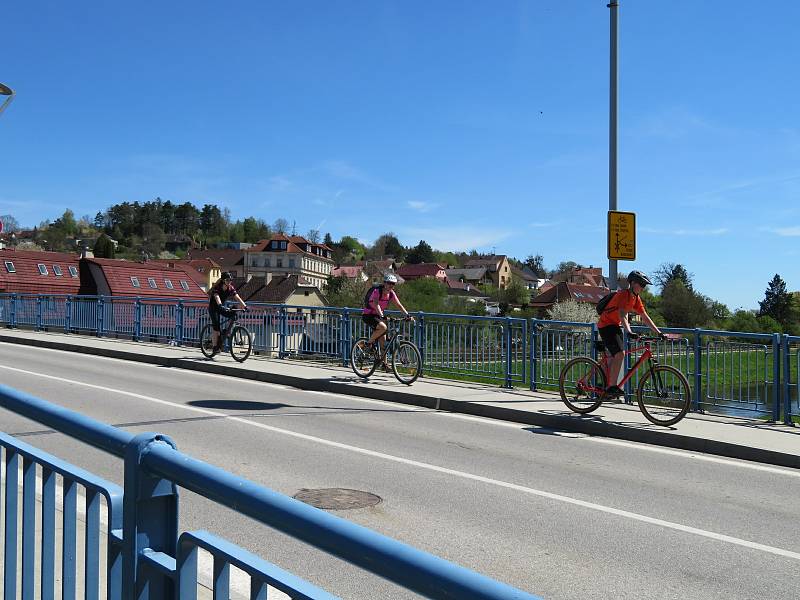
[350,316,422,385]
[200,308,253,363]
[558,334,691,426]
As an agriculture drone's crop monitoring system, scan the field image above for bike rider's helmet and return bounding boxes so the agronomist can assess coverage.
[627,270,652,288]
[220,271,233,283]
[383,273,398,284]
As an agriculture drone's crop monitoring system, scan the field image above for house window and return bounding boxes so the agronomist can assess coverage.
[271,241,278,249]
[277,259,283,268]
[148,278,157,288]
[4,261,15,273]
[69,266,78,277]
[180,280,189,290]
[38,264,48,275]
[53,265,63,276]
[165,279,174,289]
[280,241,287,249]
[288,258,295,268]
[131,277,141,288]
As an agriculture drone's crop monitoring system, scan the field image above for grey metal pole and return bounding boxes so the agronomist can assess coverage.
[608,1,619,290]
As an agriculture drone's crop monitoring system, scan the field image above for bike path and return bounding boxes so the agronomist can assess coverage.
[1,329,798,470]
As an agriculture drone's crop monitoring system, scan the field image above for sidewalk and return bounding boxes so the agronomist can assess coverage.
[2,328,798,469]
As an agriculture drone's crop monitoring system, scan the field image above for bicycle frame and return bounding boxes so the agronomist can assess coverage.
[597,342,654,389]
[373,321,406,362]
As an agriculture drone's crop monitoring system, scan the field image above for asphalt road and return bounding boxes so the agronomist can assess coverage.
[1,343,799,599]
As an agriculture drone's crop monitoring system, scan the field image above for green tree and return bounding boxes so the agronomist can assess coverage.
[405,240,435,264]
[524,254,547,278]
[725,310,759,333]
[654,263,693,291]
[337,236,365,263]
[758,274,793,327]
[93,233,116,258]
[395,278,447,313]
[660,279,710,328]
[501,275,530,306]
[324,276,368,309]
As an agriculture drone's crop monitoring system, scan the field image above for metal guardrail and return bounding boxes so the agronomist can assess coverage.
[0,293,797,423]
[784,335,799,421]
[0,384,541,599]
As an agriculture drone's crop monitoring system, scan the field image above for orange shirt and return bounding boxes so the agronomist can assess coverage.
[597,290,645,328]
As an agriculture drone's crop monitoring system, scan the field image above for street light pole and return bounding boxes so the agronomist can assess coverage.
[0,83,15,117]
[608,1,619,290]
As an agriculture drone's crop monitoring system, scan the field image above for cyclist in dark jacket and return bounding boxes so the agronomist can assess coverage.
[208,272,247,351]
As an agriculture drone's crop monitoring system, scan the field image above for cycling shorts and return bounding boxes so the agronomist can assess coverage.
[598,324,624,356]
[362,314,385,330]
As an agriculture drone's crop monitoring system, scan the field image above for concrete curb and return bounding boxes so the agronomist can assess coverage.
[3,333,799,470]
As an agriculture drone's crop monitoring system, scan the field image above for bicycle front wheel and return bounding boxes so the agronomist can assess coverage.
[230,326,253,362]
[637,365,691,426]
[350,337,377,378]
[199,324,216,359]
[392,341,422,385]
[559,357,606,414]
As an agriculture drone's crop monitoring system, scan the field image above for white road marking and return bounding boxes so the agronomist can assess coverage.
[3,364,800,562]
[3,346,799,476]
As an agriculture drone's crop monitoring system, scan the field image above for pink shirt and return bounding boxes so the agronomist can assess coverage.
[363,287,399,315]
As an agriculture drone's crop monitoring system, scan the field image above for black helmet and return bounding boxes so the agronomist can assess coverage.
[627,270,652,287]
[220,271,232,281]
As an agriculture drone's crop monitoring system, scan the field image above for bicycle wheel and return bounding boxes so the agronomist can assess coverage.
[350,337,377,378]
[636,365,691,426]
[199,324,216,359]
[392,341,422,385]
[559,357,606,414]
[230,326,253,363]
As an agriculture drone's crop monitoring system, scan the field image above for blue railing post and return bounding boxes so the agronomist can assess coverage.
[529,319,538,391]
[9,293,17,328]
[279,306,287,358]
[341,309,351,367]
[693,328,702,411]
[504,317,513,388]
[134,298,142,342]
[782,334,791,425]
[36,296,43,331]
[416,311,425,371]
[97,296,105,337]
[772,333,781,422]
[65,295,72,333]
[123,433,179,600]
[175,301,184,346]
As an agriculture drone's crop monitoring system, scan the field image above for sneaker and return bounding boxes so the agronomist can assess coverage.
[604,385,624,398]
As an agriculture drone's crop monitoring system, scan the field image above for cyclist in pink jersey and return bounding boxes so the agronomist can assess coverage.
[362,273,413,356]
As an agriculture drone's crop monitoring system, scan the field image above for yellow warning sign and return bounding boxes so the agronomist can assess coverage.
[608,211,636,260]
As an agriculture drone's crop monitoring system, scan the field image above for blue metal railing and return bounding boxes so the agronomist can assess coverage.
[1,293,798,423]
[0,383,540,599]
[784,335,799,421]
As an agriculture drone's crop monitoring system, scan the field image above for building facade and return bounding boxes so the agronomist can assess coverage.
[244,234,334,289]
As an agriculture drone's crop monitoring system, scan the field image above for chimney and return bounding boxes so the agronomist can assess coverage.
[80,242,89,259]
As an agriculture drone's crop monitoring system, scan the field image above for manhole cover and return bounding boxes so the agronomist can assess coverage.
[293,488,382,510]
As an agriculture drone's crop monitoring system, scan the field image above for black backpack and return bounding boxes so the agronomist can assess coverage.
[363,284,384,309]
[595,291,618,315]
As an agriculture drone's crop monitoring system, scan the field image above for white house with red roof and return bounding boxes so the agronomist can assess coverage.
[245,234,335,289]
[0,249,82,295]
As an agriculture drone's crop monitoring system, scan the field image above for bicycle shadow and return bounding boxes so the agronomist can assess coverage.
[531,408,681,431]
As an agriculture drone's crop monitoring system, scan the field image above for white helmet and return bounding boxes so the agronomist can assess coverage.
[383,273,398,284]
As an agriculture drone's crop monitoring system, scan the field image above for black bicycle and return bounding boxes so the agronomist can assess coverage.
[200,308,253,362]
[350,316,422,385]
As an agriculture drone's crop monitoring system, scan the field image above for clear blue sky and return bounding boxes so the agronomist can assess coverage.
[2,1,798,310]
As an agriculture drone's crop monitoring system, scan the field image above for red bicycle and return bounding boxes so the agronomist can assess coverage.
[558,335,691,426]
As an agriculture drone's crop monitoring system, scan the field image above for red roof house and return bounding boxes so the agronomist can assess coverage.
[396,263,447,282]
[79,258,206,299]
[0,249,82,295]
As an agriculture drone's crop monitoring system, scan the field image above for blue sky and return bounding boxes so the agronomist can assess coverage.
[2,1,798,310]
